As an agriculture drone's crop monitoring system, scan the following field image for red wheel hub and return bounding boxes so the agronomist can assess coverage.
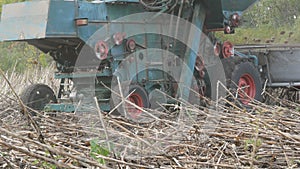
[222,41,234,58]
[238,73,256,104]
[125,92,144,119]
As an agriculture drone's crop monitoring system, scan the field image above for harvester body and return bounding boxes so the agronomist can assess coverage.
[0,0,264,114]
[0,0,257,40]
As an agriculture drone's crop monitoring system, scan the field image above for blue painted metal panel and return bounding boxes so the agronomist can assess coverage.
[0,0,50,41]
[46,1,77,37]
[222,0,258,12]
[222,0,258,19]
[77,1,107,41]
[76,2,144,42]
[0,0,78,41]
[177,3,206,101]
[45,103,75,112]
[106,3,145,20]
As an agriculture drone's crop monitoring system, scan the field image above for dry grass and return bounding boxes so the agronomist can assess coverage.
[0,67,300,169]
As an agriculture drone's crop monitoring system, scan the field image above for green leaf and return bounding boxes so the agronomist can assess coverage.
[89,139,110,164]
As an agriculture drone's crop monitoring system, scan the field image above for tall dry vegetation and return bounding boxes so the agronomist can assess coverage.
[0,0,299,168]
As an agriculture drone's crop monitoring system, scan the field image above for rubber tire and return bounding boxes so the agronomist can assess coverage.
[229,62,262,105]
[110,84,150,118]
[20,84,57,114]
[128,85,150,108]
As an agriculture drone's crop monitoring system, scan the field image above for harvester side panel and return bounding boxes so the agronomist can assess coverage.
[0,0,78,41]
[205,0,258,29]
[77,2,108,41]
[46,1,76,37]
[267,50,300,83]
[0,0,50,41]
[222,0,257,11]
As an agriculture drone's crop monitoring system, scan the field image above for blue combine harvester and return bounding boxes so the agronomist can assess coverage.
[1,0,274,118]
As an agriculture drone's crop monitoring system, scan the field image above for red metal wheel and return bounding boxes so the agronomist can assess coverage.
[120,85,150,120]
[125,92,145,118]
[110,83,150,121]
[95,40,109,60]
[229,62,262,106]
[222,41,234,58]
[238,73,256,105]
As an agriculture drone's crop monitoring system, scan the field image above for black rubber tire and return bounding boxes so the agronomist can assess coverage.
[20,84,57,113]
[128,85,150,108]
[229,61,262,105]
[110,84,150,119]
